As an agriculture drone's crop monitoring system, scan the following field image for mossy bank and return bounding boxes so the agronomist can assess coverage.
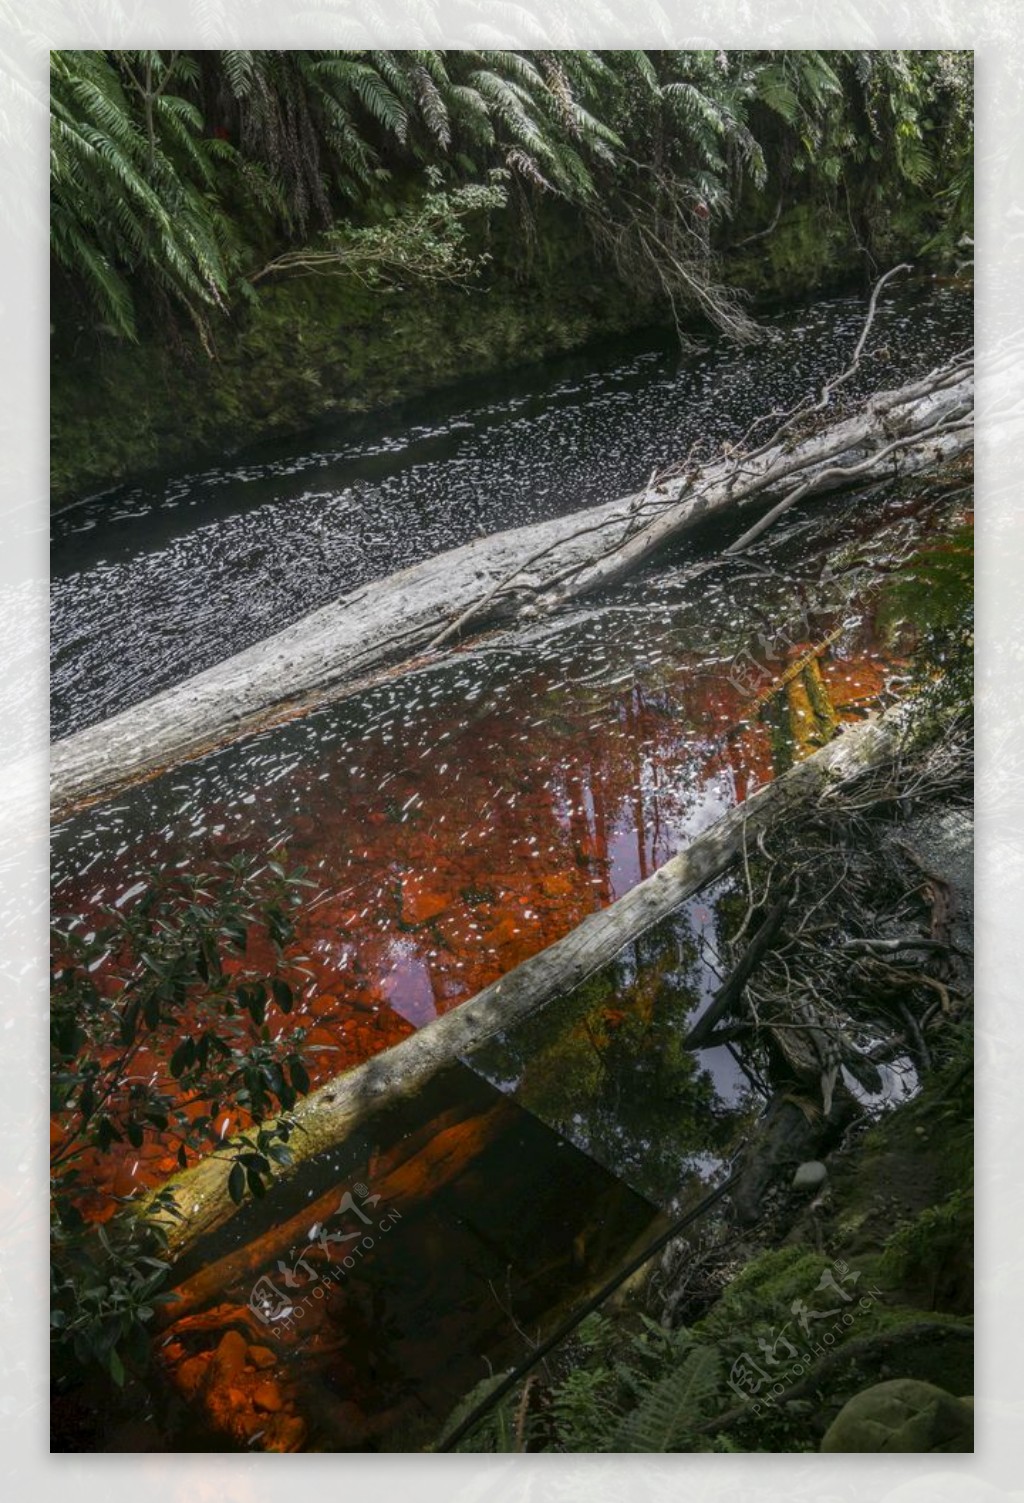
[51,191,952,508]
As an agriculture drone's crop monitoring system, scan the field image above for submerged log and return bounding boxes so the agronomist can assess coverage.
[51,361,972,822]
[130,702,928,1260]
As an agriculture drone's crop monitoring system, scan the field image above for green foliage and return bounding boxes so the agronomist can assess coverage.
[880,1190,973,1292]
[439,1312,731,1453]
[252,171,509,289]
[549,1365,622,1451]
[51,49,972,349]
[51,852,323,1391]
[50,50,236,342]
[433,1369,519,1452]
[50,1204,182,1389]
[51,851,316,1198]
[880,518,973,714]
[610,1344,723,1451]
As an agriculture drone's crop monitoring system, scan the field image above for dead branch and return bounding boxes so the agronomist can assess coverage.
[682,887,791,1050]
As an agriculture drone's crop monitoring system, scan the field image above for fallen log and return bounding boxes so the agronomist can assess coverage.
[129,700,929,1261]
[51,358,972,823]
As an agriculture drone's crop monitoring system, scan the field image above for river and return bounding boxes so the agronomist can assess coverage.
[50,279,971,1451]
[51,279,969,740]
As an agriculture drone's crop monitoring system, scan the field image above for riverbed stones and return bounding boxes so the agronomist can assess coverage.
[400,874,449,927]
[253,1380,284,1413]
[792,1160,828,1192]
[211,1328,248,1379]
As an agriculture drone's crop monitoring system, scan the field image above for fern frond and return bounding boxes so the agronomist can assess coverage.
[610,1345,723,1452]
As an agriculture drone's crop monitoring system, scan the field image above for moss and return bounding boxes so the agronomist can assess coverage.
[695,1245,826,1339]
[723,201,858,303]
[879,1190,973,1312]
[52,169,953,507]
[51,213,654,505]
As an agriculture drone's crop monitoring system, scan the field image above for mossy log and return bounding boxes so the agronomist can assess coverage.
[51,365,971,823]
[129,703,926,1262]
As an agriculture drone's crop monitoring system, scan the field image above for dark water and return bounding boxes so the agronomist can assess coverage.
[51,472,965,1216]
[103,1061,661,1454]
[50,280,970,740]
[49,284,971,1452]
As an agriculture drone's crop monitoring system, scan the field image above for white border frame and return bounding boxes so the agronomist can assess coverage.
[4,6,1017,1500]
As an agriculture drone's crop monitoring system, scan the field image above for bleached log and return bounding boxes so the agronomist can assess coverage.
[51,365,972,823]
[130,702,923,1259]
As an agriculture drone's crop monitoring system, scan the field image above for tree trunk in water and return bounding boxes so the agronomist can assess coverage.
[129,701,927,1262]
[51,364,971,823]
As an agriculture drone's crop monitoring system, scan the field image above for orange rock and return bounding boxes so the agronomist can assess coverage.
[482,916,522,950]
[265,1414,306,1452]
[210,1328,248,1380]
[205,1380,252,1436]
[400,875,449,926]
[247,1344,277,1370]
[253,1380,284,1413]
[176,1353,209,1399]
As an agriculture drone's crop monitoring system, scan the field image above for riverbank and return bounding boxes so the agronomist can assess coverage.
[51,194,953,509]
[437,735,974,1453]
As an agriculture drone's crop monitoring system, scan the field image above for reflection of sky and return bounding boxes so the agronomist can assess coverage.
[379,941,437,1027]
[696,1042,757,1108]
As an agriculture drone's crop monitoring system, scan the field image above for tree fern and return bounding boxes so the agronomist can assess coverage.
[50,50,232,340]
[51,47,972,351]
[754,63,800,126]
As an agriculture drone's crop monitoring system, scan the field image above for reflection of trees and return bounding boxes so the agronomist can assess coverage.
[53,572,895,1108]
[473,915,761,1205]
[56,636,779,1086]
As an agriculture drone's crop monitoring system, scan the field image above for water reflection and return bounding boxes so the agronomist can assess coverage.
[51,479,968,1209]
[56,1062,662,1452]
[470,881,765,1207]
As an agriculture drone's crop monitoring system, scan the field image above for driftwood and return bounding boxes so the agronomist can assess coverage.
[130,702,927,1261]
[51,355,972,823]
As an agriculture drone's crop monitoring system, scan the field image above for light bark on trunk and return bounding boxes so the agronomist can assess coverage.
[51,368,971,823]
[130,702,923,1260]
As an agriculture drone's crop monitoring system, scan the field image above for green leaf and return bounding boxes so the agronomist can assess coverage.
[169,1036,195,1077]
[228,1162,246,1204]
[237,983,267,1026]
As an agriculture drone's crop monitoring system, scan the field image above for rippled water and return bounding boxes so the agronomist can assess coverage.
[51,468,968,1212]
[50,284,971,1454]
[50,280,970,740]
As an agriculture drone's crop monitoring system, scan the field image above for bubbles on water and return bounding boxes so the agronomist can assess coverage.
[51,283,970,740]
